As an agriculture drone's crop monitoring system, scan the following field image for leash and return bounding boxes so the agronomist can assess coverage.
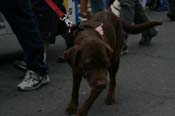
[44,0,73,32]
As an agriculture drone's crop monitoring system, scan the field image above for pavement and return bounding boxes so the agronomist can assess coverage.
[0,11,175,116]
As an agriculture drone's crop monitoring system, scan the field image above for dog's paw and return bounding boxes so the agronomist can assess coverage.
[105,95,115,105]
[66,103,77,115]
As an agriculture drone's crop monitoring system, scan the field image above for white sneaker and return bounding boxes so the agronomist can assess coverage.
[17,70,50,91]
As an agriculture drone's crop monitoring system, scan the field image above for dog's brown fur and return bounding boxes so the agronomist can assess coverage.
[64,11,162,116]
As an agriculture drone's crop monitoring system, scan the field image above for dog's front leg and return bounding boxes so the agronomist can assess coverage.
[76,88,104,116]
[106,57,120,105]
[106,73,116,105]
[66,70,82,115]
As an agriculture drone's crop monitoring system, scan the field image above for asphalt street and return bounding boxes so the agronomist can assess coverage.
[0,11,175,116]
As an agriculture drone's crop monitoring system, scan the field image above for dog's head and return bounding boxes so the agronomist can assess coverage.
[64,39,113,89]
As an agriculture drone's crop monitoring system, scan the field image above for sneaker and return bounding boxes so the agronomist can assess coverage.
[13,60,27,72]
[120,45,128,56]
[79,13,88,21]
[139,29,158,46]
[17,70,50,91]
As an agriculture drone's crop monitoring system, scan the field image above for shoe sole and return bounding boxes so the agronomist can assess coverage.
[18,78,50,91]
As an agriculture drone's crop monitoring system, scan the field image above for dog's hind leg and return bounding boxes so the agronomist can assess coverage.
[106,56,120,105]
[66,71,82,115]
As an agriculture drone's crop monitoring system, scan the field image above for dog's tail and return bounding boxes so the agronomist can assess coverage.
[122,21,163,34]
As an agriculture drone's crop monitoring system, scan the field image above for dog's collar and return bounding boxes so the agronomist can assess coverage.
[73,22,105,41]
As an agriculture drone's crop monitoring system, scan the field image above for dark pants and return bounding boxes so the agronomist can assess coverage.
[0,12,4,22]
[31,0,68,44]
[120,0,157,43]
[168,0,175,16]
[0,0,48,75]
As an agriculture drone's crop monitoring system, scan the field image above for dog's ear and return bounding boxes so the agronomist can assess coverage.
[64,45,81,66]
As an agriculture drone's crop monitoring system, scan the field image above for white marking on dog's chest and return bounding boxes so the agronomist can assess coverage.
[110,0,120,17]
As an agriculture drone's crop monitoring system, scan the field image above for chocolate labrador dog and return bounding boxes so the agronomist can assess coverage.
[64,1,162,116]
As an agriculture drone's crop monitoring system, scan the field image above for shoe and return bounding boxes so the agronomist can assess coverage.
[167,13,175,21]
[139,29,158,46]
[13,60,27,72]
[17,70,50,91]
[120,45,128,56]
[79,13,88,21]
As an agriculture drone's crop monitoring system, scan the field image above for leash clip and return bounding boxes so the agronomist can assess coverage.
[60,15,73,32]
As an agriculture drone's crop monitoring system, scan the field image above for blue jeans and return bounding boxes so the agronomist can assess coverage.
[159,0,169,10]
[90,0,108,13]
[0,0,48,75]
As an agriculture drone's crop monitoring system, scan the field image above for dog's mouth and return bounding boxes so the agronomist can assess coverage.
[86,75,108,90]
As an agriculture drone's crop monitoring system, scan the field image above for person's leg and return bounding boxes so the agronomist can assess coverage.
[161,0,169,10]
[120,0,135,55]
[1,0,49,90]
[13,0,52,71]
[147,0,157,9]
[79,0,89,14]
[157,0,168,11]
[172,0,175,14]
[167,0,175,21]
[134,0,158,45]
[140,0,147,7]
[0,12,4,22]
[0,12,5,29]
[90,0,107,13]
[78,0,90,21]
[171,0,175,17]
[106,0,110,8]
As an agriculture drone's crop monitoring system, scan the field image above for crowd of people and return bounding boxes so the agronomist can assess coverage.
[0,0,174,91]
[141,0,175,21]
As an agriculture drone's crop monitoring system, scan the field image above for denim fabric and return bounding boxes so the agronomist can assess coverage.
[120,0,157,41]
[0,0,48,75]
[31,0,67,44]
[159,0,169,10]
[168,0,175,15]
[90,0,107,13]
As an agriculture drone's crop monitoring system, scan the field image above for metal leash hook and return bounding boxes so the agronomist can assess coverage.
[60,15,73,33]
[44,0,73,33]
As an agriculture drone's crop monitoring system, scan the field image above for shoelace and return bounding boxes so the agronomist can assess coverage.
[23,70,40,82]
